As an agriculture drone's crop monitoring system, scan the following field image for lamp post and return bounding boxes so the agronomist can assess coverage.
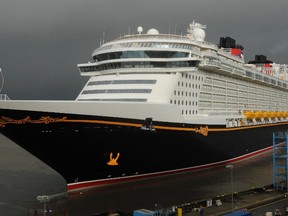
[37,195,50,216]
[226,164,234,213]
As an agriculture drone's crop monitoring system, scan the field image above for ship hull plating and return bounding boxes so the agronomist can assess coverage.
[0,109,283,191]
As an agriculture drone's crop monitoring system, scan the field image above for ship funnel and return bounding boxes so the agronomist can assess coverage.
[187,20,206,41]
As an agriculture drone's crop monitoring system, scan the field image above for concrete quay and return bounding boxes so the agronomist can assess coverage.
[177,186,287,216]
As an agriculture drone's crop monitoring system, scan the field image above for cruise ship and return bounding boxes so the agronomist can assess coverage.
[0,21,287,191]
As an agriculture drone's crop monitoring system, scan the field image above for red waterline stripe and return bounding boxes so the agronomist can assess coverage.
[67,146,272,191]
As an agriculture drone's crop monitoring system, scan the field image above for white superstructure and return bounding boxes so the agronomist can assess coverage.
[75,21,288,127]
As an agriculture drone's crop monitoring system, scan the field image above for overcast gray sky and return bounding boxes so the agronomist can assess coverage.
[0,0,288,100]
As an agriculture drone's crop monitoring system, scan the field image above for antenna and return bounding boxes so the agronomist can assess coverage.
[102,27,106,44]
[0,68,5,93]
[174,21,177,34]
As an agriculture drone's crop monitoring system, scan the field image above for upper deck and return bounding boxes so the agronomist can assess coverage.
[77,21,288,94]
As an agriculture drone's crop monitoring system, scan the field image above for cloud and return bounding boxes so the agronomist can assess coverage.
[269,30,288,56]
[0,0,287,99]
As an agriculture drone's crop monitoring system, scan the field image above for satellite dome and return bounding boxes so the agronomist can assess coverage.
[192,28,205,41]
[137,26,143,34]
[187,21,206,41]
[147,28,159,35]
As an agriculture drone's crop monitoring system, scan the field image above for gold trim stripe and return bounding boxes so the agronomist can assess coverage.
[1,116,288,134]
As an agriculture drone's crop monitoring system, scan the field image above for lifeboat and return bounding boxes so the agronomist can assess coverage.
[281,111,288,118]
[254,111,262,119]
[270,111,277,118]
[277,111,283,118]
[276,111,282,118]
[243,110,255,119]
[275,112,280,118]
[262,111,269,119]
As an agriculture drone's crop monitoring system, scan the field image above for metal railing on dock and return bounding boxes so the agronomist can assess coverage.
[0,94,10,100]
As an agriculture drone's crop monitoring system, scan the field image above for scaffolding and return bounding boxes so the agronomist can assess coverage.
[272,131,288,192]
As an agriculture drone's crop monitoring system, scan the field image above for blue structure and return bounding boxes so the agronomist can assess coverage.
[272,131,288,192]
[223,210,252,216]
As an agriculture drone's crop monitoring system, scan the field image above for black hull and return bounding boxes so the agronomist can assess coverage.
[0,109,284,191]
